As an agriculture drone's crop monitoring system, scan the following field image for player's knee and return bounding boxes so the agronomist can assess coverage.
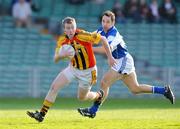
[77,95,87,101]
[131,90,140,95]
[129,85,141,95]
[49,85,58,94]
[101,79,108,89]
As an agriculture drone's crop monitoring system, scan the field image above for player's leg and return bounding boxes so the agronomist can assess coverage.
[27,66,74,122]
[100,68,123,101]
[78,66,104,101]
[77,84,104,118]
[77,86,104,118]
[77,68,122,118]
[77,86,100,101]
[122,71,153,94]
[40,71,71,115]
[75,66,100,101]
[77,66,104,118]
[89,69,123,112]
[122,71,175,104]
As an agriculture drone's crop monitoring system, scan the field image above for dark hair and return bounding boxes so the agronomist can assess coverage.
[102,10,115,23]
[62,17,76,27]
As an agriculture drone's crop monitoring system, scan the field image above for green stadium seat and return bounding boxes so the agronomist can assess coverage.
[1,28,14,34]
[0,0,180,98]
[77,3,90,16]
[89,3,103,17]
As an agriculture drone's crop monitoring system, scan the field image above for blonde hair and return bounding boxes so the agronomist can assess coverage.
[62,17,76,28]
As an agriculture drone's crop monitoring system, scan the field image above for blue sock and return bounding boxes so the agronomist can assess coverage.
[89,102,100,113]
[152,86,165,94]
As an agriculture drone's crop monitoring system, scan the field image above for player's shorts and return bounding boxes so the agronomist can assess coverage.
[111,53,135,75]
[62,64,97,90]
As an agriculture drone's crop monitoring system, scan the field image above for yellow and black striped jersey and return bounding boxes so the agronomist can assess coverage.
[56,29,101,70]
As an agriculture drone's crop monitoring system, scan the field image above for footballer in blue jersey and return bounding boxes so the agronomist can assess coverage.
[97,26,128,59]
[77,10,175,118]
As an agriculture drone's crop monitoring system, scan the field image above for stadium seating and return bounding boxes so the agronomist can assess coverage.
[0,0,180,98]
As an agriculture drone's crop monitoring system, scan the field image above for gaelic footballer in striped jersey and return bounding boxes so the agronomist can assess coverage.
[27,16,116,122]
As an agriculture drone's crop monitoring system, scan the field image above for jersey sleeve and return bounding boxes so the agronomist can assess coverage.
[55,35,66,54]
[77,31,101,45]
[90,32,101,44]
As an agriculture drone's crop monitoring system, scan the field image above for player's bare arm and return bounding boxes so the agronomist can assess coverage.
[93,46,106,54]
[54,48,72,63]
[100,36,116,67]
[54,53,60,63]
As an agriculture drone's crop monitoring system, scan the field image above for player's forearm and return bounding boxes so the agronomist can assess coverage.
[54,54,66,63]
[93,46,106,54]
[101,37,112,59]
[54,54,60,63]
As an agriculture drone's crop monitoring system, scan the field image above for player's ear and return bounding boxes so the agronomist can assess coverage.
[112,21,115,26]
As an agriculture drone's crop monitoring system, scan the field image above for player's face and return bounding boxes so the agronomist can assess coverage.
[102,15,114,32]
[64,23,76,39]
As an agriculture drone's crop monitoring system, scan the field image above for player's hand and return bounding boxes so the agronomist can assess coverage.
[59,51,69,58]
[108,56,117,67]
[63,50,73,57]
[59,49,75,59]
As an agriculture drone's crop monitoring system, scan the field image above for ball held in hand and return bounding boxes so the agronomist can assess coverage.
[58,44,75,59]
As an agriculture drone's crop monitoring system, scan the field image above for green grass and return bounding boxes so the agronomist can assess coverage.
[0,98,180,129]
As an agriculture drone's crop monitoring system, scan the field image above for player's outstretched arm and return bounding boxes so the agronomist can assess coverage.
[93,46,106,54]
[100,36,116,67]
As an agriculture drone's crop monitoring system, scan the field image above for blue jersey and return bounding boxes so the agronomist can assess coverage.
[96,26,128,59]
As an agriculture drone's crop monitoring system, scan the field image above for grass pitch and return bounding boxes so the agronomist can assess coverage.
[0,98,180,129]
